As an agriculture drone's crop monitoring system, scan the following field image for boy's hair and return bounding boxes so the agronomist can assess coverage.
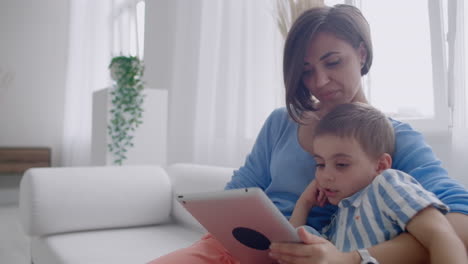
[313,103,395,158]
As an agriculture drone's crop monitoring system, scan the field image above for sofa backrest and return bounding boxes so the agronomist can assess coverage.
[168,163,234,232]
[20,165,172,236]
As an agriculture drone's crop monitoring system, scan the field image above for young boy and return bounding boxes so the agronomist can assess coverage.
[289,103,467,264]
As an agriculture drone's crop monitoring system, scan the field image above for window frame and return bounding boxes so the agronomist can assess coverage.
[344,0,452,133]
[111,0,145,59]
[405,0,450,133]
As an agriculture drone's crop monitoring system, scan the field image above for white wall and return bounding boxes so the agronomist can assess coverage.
[0,0,69,166]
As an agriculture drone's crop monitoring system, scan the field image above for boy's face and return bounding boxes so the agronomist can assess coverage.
[312,134,381,205]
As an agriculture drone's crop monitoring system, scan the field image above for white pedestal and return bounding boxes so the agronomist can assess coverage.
[91,88,168,166]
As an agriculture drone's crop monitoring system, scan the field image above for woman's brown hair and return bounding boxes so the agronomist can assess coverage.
[283,4,373,123]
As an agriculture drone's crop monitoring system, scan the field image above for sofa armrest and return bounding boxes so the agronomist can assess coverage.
[19,165,172,237]
[168,163,234,232]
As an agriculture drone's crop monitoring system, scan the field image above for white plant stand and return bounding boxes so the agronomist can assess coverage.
[91,88,168,166]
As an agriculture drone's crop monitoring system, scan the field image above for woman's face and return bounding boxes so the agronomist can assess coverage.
[302,32,367,113]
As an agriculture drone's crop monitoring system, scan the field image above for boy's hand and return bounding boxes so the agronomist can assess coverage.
[290,180,328,228]
[269,227,358,264]
[298,180,327,208]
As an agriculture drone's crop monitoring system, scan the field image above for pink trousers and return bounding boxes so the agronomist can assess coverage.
[147,233,240,264]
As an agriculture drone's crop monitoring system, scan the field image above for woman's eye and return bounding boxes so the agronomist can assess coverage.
[303,69,314,77]
[315,163,325,169]
[326,59,340,67]
[336,163,349,168]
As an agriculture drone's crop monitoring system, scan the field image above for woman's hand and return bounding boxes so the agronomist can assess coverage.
[269,227,360,264]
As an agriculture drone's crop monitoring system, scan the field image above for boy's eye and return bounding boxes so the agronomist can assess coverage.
[315,163,325,169]
[336,163,349,168]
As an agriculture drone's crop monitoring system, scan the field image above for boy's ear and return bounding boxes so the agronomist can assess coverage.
[376,153,392,174]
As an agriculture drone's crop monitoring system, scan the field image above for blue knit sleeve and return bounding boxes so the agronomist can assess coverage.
[224,109,284,191]
[391,120,468,214]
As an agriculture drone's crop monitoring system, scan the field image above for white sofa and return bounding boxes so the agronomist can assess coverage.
[19,163,235,264]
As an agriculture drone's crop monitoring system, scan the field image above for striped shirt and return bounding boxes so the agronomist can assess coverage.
[321,169,449,252]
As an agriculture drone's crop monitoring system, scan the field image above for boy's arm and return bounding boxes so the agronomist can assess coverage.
[289,180,325,228]
[406,206,468,264]
[290,199,313,228]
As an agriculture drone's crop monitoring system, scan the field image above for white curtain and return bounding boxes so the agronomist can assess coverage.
[61,0,112,166]
[190,0,283,167]
[448,0,468,186]
[448,0,466,129]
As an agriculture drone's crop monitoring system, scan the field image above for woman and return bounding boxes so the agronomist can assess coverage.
[150,4,468,264]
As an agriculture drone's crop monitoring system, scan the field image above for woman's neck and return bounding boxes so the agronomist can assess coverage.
[313,88,369,119]
[351,88,368,104]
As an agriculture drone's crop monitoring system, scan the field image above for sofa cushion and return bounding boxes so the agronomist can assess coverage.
[20,166,172,236]
[30,224,203,264]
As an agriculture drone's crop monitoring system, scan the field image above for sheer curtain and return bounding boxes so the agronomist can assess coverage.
[61,0,112,166]
[191,0,283,167]
[449,0,468,186]
[451,0,468,129]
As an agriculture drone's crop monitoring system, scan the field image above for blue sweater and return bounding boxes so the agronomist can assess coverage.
[225,107,468,230]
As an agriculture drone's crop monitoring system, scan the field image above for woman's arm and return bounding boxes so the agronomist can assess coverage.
[224,109,284,190]
[446,212,468,250]
[366,232,428,264]
[391,121,468,215]
[368,212,468,264]
[367,170,465,264]
[405,207,467,264]
[390,121,468,256]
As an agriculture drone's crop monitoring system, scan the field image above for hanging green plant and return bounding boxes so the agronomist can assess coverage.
[107,56,145,165]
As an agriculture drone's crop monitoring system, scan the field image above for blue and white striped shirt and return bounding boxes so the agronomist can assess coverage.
[321,169,449,252]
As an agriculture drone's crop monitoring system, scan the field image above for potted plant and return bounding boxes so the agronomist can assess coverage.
[107,56,145,165]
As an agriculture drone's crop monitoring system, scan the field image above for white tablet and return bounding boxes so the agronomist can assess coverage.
[177,187,300,264]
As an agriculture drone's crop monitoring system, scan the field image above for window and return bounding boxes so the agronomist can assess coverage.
[322,0,452,132]
[112,0,145,58]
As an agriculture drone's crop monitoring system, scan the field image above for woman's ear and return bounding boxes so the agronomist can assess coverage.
[376,153,392,174]
[358,42,367,67]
